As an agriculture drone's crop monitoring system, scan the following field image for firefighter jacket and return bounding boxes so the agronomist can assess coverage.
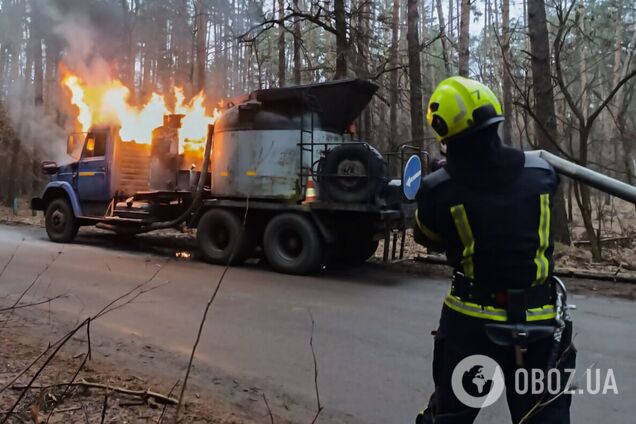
[415,137,559,322]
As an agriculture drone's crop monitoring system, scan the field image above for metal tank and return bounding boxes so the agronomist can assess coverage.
[211,79,378,201]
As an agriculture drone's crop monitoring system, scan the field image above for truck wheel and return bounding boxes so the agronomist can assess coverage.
[263,213,323,275]
[45,198,79,243]
[321,144,386,203]
[197,209,253,265]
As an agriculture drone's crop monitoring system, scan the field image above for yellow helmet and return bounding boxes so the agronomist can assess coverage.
[426,76,504,143]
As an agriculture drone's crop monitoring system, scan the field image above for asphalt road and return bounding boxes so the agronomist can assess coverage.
[0,224,633,423]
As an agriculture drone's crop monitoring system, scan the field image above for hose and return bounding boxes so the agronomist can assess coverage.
[528,150,636,204]
[96,124,214,235]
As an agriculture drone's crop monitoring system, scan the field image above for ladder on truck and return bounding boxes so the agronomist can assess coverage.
[298,93,320,199]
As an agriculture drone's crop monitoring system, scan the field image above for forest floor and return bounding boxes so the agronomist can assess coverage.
[0,327,271,424]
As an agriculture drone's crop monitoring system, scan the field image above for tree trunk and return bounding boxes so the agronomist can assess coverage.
[615,16,636,185]
[278,0,286,87]
[293,0,301,85]
[527,0,571,245]
[356,0,371,142]
[173,0,190,88]
[407,0,425,149]
[32,17,43,195]
[501,0,513,145]
[6,136,20,207]
[576,5,588,118]
[333,0,348,79]
[458,0,470,76]
[435,0,451,75]
[575,125,601,261]
[448,0,454,44]
[195,0,207,93]
[389,0,400,146]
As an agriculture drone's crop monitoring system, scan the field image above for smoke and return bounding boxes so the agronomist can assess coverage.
[44,0,125,84]
[6,81,68,163]
[3,0,126,164]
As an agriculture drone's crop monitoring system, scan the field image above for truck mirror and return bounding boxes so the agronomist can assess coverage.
[41,160,58,175]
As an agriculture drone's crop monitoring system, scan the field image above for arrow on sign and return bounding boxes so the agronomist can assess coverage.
[406,170,422,187]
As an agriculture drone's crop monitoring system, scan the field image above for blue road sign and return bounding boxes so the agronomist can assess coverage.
[403,155,422,200]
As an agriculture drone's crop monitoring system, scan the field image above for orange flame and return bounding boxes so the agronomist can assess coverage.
[61,68,220,153]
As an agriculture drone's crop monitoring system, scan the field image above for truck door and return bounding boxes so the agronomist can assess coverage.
[76,131,110,215]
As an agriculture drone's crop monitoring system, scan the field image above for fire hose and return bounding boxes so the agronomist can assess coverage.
[527,150,636,205]
[95,124,214,235]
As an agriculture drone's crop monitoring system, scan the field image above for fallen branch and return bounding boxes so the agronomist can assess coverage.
[50,406,81,414]
[555,267,636,284]
[572,236,633,246]
[11,379,178,405]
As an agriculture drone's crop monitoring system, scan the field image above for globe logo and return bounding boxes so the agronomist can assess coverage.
[451,355,506,408]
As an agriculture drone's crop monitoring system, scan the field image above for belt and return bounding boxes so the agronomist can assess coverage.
[450,272,556,310]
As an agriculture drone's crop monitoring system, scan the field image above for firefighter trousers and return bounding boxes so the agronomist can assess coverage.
[416,306,576,424]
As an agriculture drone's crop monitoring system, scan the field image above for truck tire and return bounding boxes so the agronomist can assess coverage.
[45,198,79,243]
[197,209,253,265]
[263,213,323,275]
[321,144,386,203]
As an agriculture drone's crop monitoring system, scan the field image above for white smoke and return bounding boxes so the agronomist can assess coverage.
[4,0,120,165]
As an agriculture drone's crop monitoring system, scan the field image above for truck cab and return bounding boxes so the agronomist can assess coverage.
[32,127,152,241]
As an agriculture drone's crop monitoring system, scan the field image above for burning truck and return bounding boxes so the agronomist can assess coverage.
[32,79,423,275]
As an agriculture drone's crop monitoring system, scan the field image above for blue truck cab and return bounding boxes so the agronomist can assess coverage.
[32,127,150,242]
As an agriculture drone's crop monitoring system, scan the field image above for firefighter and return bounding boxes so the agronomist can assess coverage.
[414,76,576,423]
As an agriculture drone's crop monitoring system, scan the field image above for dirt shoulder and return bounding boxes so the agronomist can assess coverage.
[0,326,283,424]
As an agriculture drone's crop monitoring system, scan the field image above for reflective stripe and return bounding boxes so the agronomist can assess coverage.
[450,204,475,279]
[444,293,557,322]
[414,208,443,242]
[533,193,551,286]
[526,305,558,321]
[444,293,507,321]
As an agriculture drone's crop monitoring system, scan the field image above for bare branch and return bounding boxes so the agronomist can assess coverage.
[586,69,636,129]
[308,309,323,424]
[174,199,251,422]
[262,393,275,424]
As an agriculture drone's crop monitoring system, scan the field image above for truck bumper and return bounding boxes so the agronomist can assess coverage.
[31,197,44,211]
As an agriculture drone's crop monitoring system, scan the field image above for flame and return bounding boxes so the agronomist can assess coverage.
[61,68,220,153]
[174,87,222,153]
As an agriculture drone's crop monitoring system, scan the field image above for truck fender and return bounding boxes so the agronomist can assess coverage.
[37,181,83,217]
